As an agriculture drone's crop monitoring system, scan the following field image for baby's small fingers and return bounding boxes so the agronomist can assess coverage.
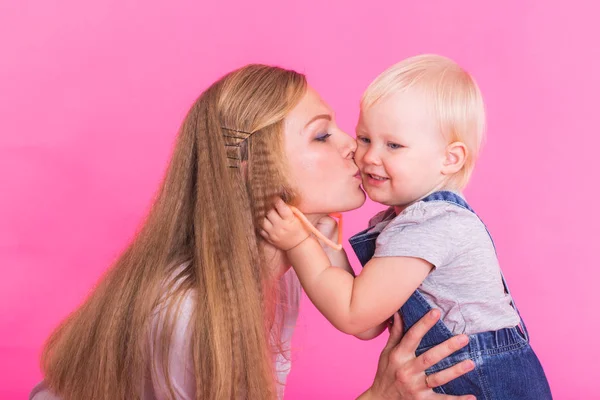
[266,208,281,224]
[274,199,294,220]
[262,218,274,233]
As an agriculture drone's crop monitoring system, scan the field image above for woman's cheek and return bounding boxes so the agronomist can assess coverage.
[297,153,325,179]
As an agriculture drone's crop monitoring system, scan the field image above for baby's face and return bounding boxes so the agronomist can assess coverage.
[355,87,449,209]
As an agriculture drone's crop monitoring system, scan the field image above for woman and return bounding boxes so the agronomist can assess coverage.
[31,65,474,400]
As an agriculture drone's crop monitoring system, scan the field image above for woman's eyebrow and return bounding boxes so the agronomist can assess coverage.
[304,114,332,129]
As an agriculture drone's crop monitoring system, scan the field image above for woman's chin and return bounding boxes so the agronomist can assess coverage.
[296,187,366,215]
[335,188,366,212]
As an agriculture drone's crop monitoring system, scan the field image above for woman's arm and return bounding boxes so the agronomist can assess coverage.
[358,311,475,400]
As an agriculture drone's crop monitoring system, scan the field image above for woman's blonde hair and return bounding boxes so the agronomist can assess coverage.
[41,64,307,399]
[362,54,486,189]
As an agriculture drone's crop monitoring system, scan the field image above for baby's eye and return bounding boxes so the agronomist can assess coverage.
[387,142,403,149]
[358,136,371,144]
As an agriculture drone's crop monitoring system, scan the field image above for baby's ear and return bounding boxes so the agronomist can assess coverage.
[442,141,467,175]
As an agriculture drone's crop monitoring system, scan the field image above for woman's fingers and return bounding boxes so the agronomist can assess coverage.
[394,309,441,355]
[426,359,475,387]
[416,334,469,372]
[383,313,404,351]
[435,394,476,400]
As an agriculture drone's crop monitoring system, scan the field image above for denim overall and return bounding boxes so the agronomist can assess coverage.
[349,191,552,399]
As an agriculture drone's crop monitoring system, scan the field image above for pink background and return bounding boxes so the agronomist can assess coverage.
[1,1,598,398]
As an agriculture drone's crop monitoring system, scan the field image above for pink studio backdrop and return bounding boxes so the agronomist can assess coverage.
[1,1,598,398]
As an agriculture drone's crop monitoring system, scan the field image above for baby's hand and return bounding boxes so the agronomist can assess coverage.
[261,198,311,251]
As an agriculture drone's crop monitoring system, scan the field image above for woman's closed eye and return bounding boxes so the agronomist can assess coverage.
[315,132,332,142]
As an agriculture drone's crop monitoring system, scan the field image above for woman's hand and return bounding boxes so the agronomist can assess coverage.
[359,310,475,400]
[314,215,338,245]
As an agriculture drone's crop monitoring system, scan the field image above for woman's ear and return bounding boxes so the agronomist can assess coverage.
[441,141,467,175]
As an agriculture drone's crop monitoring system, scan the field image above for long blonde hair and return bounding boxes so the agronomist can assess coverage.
[41,64,307,399]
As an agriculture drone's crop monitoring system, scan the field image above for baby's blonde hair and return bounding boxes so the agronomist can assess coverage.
[362,54,486,190]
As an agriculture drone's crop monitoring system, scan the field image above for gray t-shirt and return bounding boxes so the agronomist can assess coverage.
[369,197,520,335]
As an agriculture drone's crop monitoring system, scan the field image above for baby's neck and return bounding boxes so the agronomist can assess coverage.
[393,184,459,215]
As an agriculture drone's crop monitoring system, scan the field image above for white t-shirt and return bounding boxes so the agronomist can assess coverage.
[30,268,301,400]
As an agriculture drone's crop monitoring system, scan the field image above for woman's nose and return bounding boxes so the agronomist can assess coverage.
[342,135,357,159]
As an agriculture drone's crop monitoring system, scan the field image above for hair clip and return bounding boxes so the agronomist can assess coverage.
[222,127,256,168]
[223,134,247,140]
[221,127,253,135]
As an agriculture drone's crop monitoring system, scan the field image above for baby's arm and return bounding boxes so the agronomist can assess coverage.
[288,239,431,335]
[321,237,387,340]
[313,215,387,340]
[354,322,388,340]
[261,199,432,336]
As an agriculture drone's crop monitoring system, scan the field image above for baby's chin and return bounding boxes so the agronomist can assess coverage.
[362,187,389,204]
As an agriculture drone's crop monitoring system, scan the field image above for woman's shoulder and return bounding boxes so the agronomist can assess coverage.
[29,382,61,400]
[150,263,196,345]
[147,264,197,399]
